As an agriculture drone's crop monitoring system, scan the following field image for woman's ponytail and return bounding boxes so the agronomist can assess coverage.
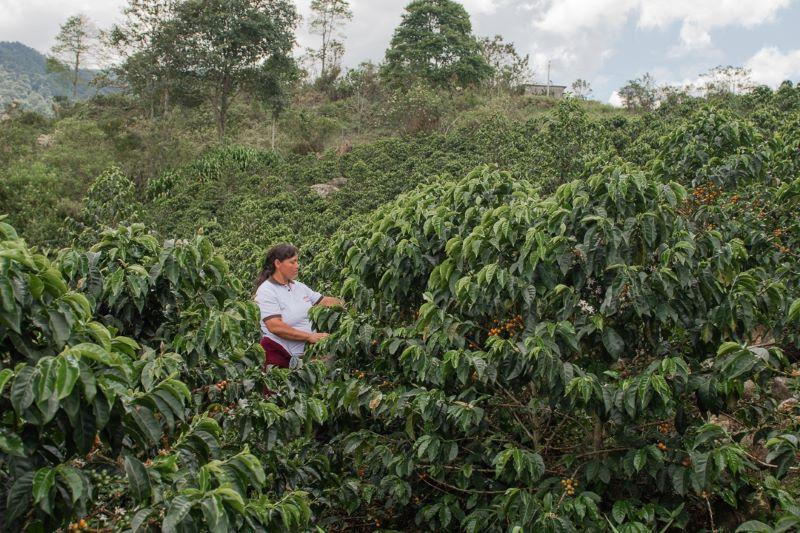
[254,243,298,294]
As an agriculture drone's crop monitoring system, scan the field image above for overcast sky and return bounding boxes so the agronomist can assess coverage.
[2,0,799,104]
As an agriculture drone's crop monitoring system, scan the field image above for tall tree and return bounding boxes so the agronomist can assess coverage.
[698,65,753,96]
[168,0,299,141]
[618,73,657,112]
[570,78,592,100]
[479,35,533,94]
[109,1,184,117]
[48,14,98,98]
[308,0,353,78]
[381,0,492,88]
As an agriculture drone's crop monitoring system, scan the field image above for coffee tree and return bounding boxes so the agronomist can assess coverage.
[0,220,326,531]
[307,158,799,530]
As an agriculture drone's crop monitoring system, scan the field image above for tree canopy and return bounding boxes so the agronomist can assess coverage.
[48,14,98,98]
[381,0,492,88]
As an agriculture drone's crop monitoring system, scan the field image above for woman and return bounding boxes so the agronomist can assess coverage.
[253,244,343,369]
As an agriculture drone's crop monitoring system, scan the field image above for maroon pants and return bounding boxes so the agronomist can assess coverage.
[260,336,292,369]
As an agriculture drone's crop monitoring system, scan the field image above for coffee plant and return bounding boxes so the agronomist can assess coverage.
[305,129,799,529]
[2,91,800,532]
[0,220,328,531]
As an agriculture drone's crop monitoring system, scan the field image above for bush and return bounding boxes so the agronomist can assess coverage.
[0,221,322,530]
[303,161,800,529]
[386,83,449,134]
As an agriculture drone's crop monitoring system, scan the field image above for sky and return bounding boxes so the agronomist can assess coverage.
[2,0,799,105]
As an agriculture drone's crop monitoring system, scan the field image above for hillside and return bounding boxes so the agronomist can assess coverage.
[1,1,800,524]
[1,80,800,531]
[0,41,102,115]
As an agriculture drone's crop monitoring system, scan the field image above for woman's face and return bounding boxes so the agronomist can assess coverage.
[275,254,299,280]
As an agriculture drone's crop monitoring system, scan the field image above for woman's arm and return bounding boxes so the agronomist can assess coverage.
[264,317,328,343]
[316,296,345,308]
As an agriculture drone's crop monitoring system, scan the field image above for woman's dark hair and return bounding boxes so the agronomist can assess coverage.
[254,244,298,292]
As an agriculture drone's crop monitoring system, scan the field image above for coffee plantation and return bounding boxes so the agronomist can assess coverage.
[2,90,800,531]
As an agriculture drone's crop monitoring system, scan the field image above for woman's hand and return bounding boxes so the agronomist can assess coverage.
[306,332,330,344]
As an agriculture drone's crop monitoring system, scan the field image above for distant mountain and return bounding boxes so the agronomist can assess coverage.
[0,41,106,115]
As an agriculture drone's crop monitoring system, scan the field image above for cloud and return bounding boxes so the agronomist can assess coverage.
[608,90,623,107]
[533,0,791,52]
[745,46,800,87]
[0,0,125,53]
[461,0,503,15]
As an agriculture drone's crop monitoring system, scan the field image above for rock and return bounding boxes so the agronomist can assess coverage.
[310,183,339,197]
[36,134,53,147]
[310,176,348,197]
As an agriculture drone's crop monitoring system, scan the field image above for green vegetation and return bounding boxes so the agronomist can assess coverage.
[381,0,492,88]
[0,42,104,115]
[2,0,800,530]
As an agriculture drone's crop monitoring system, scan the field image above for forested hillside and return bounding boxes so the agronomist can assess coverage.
[2,0,800,531]
[0,42,102,115]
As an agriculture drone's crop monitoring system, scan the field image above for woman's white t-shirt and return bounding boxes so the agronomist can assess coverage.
[254,278,322,356]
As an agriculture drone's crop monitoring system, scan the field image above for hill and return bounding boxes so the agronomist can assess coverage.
[1,42,800,529]
[0,41,103,115]
[1,93,799,530]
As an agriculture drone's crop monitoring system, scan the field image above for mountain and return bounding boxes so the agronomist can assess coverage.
[0,41,103,115]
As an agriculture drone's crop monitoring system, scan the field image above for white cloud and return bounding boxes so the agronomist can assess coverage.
[461,0,503,15]
[608,90,623,107]
[745,46,800,86]
[677,22,711,52]
[0,0,125,53]
[519,0,794,97]
[533,0,791,52]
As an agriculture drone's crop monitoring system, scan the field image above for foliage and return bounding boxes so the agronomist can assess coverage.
[619,73,657,112]
[48,14,99,99]
[381,0,493,88]
[0,220,324,531]
[305,152,799,529]
[307,0,353,79]
[697,66,754,97]
[108,0,187,118]
[479,35,534,93]
[0,163,81,249]
[0,42,104,115]
[385,83,448,134]
[67,167,141,247]
[4,54,800,532]
[167,0,300,141]
[571,79,593,100]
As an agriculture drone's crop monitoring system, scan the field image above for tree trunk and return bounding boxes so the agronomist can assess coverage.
[163,87,170,116]
[593,415,604,451]
[216,74,232,143]
[216,102,226,143]
[72,51,80,98]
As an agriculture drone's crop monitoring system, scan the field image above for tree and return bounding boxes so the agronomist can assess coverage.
[479,35,533,94]
[698,65,753,96]
[109,0,184,117]
[381,0,492,88]
[308,0,353,79]
[570,78,592,99]
[340,61,382,132]
[167,0,300,141]
[48,14,98,98]
[618,73,657,111]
